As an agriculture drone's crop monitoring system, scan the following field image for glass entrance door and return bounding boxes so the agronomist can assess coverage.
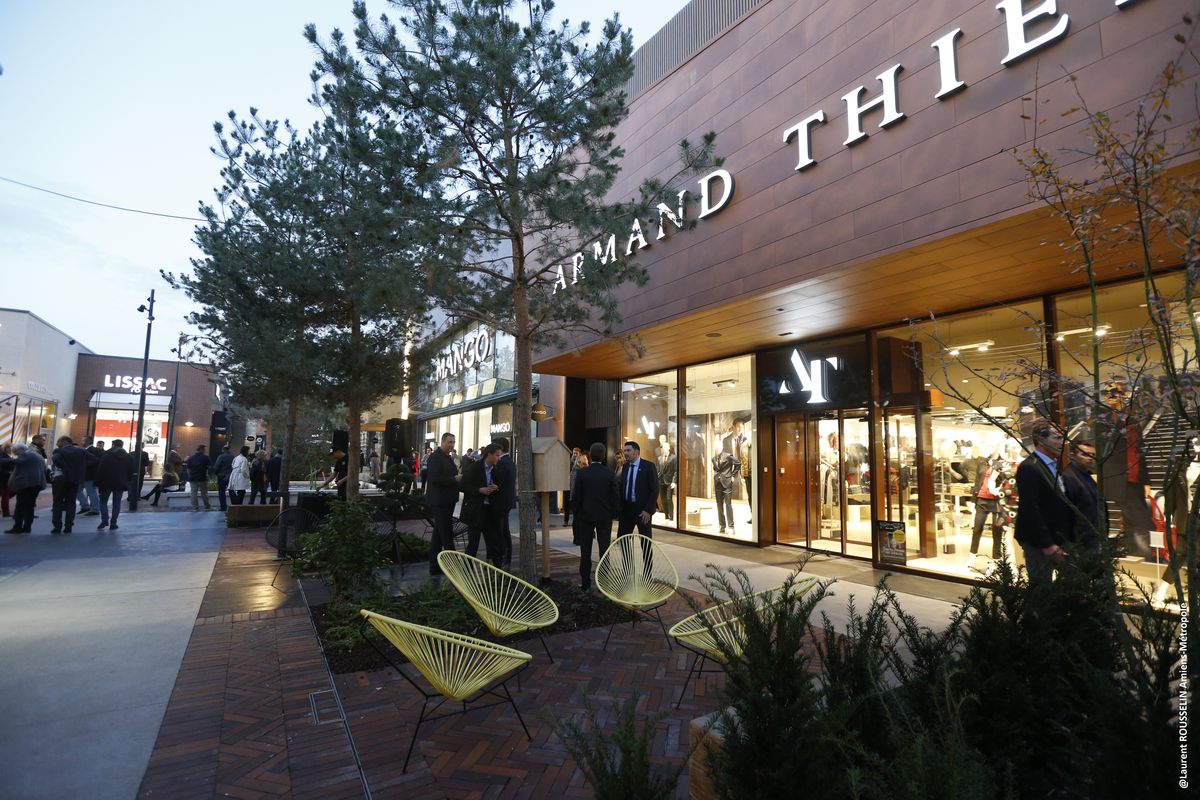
[774,411,871,556]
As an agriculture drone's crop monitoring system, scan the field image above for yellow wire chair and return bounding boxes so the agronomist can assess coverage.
[437,550,561,662]
[595,533,679,650]
[668,577,818,708]
[360,610,533,773]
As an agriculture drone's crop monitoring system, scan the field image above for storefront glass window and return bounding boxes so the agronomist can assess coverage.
[682,356,755,541]
[1055,274,1190,605]
[880,302,1042,578]
[621,370,678,525]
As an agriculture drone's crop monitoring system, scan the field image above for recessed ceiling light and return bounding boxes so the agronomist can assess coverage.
[705,332,721,338]
[776,307,785,312]
[779,331,793,337]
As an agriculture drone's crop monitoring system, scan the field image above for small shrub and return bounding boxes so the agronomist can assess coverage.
[296,499,392,602]
[551,694,686,800]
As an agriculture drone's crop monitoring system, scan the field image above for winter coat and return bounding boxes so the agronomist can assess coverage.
[227,454,251,492]
[8,450,48,492]
[96,447,134,491]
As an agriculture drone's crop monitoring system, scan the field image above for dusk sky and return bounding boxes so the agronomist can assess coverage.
[0,0,687,361]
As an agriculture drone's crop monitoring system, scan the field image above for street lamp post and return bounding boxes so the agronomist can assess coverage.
[128,290,155,512]
[165,332,192,459]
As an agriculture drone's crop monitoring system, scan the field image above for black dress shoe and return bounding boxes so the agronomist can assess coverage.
[5,528,26,534]
[97,522,108,530]
[109,524,119,530]
[51,527,62,534]
[63,527,72,533]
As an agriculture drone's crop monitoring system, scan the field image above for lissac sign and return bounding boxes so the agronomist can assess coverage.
[552,0,1145,294]
[104,374,169,395]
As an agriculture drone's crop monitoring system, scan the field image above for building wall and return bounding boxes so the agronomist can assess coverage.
[0,308,92,441]
[536,0,1197,374]
[69,354,220,448]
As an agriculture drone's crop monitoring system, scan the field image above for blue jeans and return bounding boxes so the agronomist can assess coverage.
[99,489,125,527]
[77,480,99,511]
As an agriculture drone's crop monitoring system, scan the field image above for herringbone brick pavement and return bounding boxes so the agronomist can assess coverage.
[138,524,826,798]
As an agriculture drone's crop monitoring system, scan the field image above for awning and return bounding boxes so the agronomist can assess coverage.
[88,391,174,411]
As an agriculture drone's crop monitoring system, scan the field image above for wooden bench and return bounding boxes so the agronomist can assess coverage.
[226,502,282,528]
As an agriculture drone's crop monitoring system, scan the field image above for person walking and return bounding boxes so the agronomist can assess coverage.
[50,436,91,533]
[184,445,213,511]
[212,445,234,511]
[95,439,133,531]
[249,450,270,504]
[227,446,251,505]
[5,444,46,534]
[424,433,461,579]
[1062,439,1101,551]
[1014,420,1073,581]
[571,444,618,590]
[617,440,659,539]
[266,449,283,502]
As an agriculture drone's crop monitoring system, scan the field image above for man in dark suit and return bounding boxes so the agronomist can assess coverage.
[1063,439,1101,551]
[51,436,93,533]
[1015,420,1072,580]
[96,439,134,530]
[461,444,503,566]
[617,440,659,539]
[492,437,517,568]
[423,432,461,578]
[572,443,619,590]
[266,449,284,502]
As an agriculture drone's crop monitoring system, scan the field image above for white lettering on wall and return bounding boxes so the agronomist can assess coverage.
[782,351,842,404]
[592,234,617,265]
[103,374,169,394]
[434,329,494,382]
[842,64,905,146]
[996,0,1070,65]
[697,169,734,219]
[655,191,687,240]
[783,110,826,171]
[625,218,650,256]
[931,28,966,99]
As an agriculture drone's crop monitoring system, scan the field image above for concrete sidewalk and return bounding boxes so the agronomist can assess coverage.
[0,508,226,800]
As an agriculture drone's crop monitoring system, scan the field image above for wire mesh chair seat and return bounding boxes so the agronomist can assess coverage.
[361,609,532,772]
[264,508,320,590]
[595,533,679,650]
[437,551,560,661]
[668,577,817,707]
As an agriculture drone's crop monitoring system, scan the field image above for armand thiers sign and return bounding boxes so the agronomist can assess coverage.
[552,0,1146,294]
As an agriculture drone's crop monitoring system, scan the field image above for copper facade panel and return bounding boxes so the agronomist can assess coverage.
[535,0,1198,378]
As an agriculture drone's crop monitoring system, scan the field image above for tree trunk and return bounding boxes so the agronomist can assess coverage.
[280,393,299,510]
[513,270,537,581]
[347,397,361,501]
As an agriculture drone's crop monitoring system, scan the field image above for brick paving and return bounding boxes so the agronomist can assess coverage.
[138,524,825,798]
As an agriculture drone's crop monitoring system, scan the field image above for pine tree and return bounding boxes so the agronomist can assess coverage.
[311,0,720,577]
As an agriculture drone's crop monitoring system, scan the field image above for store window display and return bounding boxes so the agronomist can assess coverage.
[880,303,1041,579]
[682,356,755,541]
[1055,276,1191,605]
[620,371,677,524]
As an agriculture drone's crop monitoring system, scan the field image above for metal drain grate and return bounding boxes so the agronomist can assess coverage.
[309,690,344,725]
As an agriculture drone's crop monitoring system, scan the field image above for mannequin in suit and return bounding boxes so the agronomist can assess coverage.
[657,442,677,521]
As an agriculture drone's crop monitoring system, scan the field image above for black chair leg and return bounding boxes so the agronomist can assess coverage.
[602,621,617,651]
[653,608,673,650]
[538,631,554,663]
[503,682,531,740]
[269,560,286,592]
[677,652,703,709]
[403,697,430,773]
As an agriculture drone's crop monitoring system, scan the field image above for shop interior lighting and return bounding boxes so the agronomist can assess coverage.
[66,413,78,420]
[945,340,994,356]
[1055,325,1110,342]
[713,379,738,389]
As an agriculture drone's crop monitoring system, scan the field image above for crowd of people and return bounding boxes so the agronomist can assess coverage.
[0,434,288,534]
